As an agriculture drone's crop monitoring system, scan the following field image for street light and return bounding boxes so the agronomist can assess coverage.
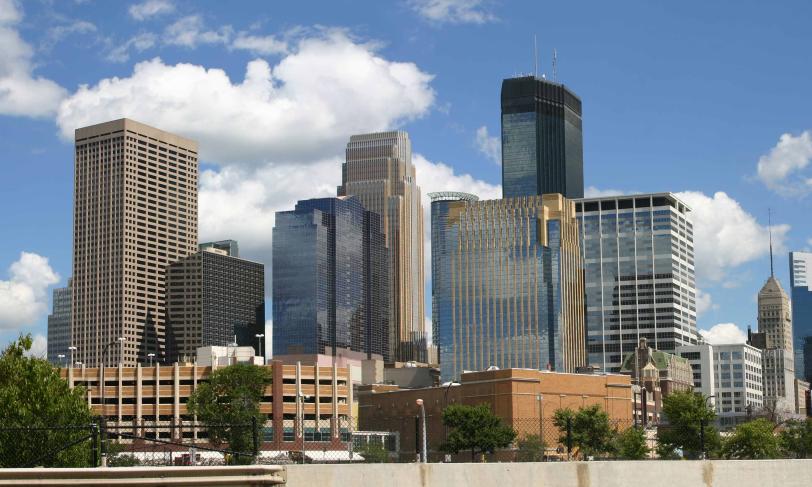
[147,353,155,367]
[700,395,716,460]
[57,354,66,368]
[68,346,77,368]
[416,399,427,463]
[255,333,265,360]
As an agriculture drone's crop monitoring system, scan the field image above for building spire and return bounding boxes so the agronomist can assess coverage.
[768,208,774,277]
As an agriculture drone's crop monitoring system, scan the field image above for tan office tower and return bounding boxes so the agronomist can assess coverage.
[72,119,198,366]
[338,131,426,363]
[757,273,796,413]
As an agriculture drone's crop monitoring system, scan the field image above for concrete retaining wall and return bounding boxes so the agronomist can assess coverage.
[285,460,812,487]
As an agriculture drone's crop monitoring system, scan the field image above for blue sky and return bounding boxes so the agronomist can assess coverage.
[2,0,812,354]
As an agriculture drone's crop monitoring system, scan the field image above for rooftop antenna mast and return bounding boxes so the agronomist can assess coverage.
[533,34,538,78]
[768,208,774,277]
[553,48,558,82]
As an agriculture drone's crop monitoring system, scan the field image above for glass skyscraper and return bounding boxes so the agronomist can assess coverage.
[272,196,389,361]
[576,193,698,373]
[431,192,585,381]
[47,282,72,365]
[501,76,583,199]
[789,251,812,382]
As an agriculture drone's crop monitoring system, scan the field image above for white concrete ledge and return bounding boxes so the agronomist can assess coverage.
[0,465,286,486]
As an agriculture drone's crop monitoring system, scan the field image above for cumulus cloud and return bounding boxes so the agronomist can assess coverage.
[0,252,60,330]
[106,32,157,63]
[410,0,497,24]
[475,126,500,164]
[676,191,789,282]
[699,323,747,345]
[57,30,435,165]
[695,289,716,316]
[24,333,47,358]
[0,0,67,117]
[756,131,812,195]
[129,0,175,21]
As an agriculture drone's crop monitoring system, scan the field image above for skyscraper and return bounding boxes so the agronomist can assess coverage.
[757,273,796,413]
[501,76,583,199]
[576,193,698,372]
[47,282,71,366]
[338,131,426,362]
[430,192,585,380]
[165,242,265,363]
[789,251,812,382]
[272,196,389,361]
[72,119,198,366]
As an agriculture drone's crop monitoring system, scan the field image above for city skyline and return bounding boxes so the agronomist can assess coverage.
[3,0,812,356]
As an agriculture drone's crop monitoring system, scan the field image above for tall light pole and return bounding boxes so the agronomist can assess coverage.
[68,346,77,368]
[416,399,427,463]
[255,333,265,360]
[57,354,66,368]
[147,353,155,367]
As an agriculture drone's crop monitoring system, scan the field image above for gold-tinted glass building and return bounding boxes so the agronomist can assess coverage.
[430,192,585,380]
[338,131,426,363]
[72,119,198,366]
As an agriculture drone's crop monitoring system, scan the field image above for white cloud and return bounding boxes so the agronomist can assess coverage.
[43,19,96,49]
[164,15,232,48]
[583,186,631,198]
[695,289,716,316]
[676,191,789,282]
[410,0,497,24]
[0,1,67,117]
[57,30,435,165]
[699,323,747,345]
[475,125,500,164]
[756,131,812,195]
[0,252,60,330]
[231,33,288,56]
[129,0,175,21]
[106,32,157,63]
[24,333,47,359]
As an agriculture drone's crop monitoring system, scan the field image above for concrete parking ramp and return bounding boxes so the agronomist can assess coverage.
[0,465,285,486]
[285,460,812,487]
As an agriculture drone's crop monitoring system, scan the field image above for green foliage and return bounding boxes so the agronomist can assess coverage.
[0,334,93,467]
[355,442,390,463]
[552,405,615,459]
[440,404,517,462]
[721,419,780,459]
[516,434,546,462]
[657,391,719,459]
[187,363,269,464]
[613,426,649,460]
[780,419,812,458]
[107,453,141,467]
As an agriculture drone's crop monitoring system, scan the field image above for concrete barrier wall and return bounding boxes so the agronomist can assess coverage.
[285,460,812,487]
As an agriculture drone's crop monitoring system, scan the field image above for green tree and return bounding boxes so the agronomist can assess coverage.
[613,426,649,460]
[187,363,270,464]
[553,405,615,459]
[721,419,780,459]
[780,419,812,458]
[657,391,719,459]
[355,442,390,463]
[0,334,93,467]
[440,404,517,462]
[516,434,546,462]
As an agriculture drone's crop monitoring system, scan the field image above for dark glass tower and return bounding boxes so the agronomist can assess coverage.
[790,251,812,382]
[272,196,389,361]
[501,76,583,199]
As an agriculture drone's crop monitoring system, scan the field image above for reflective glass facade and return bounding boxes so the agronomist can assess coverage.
[789,251,812,382]
[501,76,583,199]
[272,197,389,360]
[47,283,72,365]
[576,193,698,373]
[430,193,585,381]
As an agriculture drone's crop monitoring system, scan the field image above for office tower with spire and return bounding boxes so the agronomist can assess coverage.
[789,251,812,382]
[430,192,585,381]
[338,131,426,363]
[757,224,796,414]
[501,76,583,199]
[72,119,198,366]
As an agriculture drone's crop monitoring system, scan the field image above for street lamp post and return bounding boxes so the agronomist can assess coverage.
[255,334,265,361]
[99,337,125,467]
[57,354,66,368]
[68,346,77,368]
[700,395,715,460]
[147,353,155,367]
[416,399,427,463]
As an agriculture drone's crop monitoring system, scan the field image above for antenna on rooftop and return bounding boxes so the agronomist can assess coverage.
[768,208,774,277]
[553,48,558,82]
[533,34,538,78]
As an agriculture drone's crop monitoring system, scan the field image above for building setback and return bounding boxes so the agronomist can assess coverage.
[338,131,426,363]
[273,196,389,361]
[47,282,71,366]
[165,243,265,363]
[789,251,812,382]
[430,192,585,380]
[576,193,698,373]
[501,76,584,199]
[71,119,198,366]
